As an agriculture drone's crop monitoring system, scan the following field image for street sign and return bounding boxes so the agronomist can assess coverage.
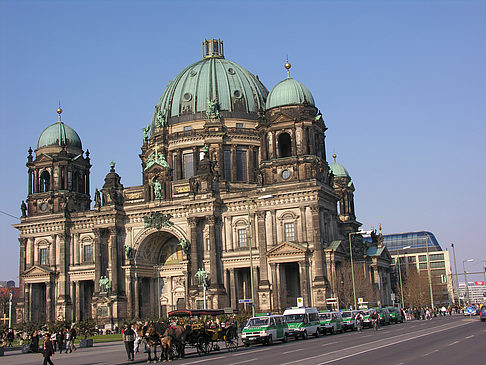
[326,297,338,303]
[391,293,396,301]
[238,299,253,304]
[224,307,234,314]
[474,281,485,285]
[297,297,304,307]
[358,297,363,303]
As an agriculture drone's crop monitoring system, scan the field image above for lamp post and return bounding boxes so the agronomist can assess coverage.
[424,232,434,308]
[462,259,474,304]
[398,246,411,309]
[348,230,372,310]
[482,260,486,285]
[451,243,459,305]
[195,268,209,309]
[8,291,13,329]
[247,194,273,316]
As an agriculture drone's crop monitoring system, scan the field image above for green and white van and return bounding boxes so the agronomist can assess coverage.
[341,310,358,331]
[318,310,343,335]
[242,313,289,346]
[283,307,320,339]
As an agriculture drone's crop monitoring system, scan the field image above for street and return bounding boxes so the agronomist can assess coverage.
[2,315,484,365]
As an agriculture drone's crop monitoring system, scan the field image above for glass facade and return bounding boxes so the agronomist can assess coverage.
[380,231,442,252]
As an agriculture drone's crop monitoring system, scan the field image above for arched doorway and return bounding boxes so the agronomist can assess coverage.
[134,230,187,319]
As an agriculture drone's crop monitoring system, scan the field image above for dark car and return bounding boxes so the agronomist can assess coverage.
[480,306,486,322]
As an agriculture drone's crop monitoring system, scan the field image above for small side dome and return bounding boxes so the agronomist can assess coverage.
[266,78,315,110]
[37,121,82,150]
[329,154,351,179]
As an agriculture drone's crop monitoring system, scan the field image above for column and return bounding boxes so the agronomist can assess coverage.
[272,131,277,159]
[248,146,254,182]
[74,233,80,265]
[207,216,221,287]
[271,210,277,246]
[257,211,269,284]
[46,281,52,322]
[93,229,102,293]
[134,276,140,319]
[108,227,119,295]
[75,281,81,321]
[298,261,310,307]
[229,145,236,181]
[311,206,325,281]
[49,235,56,269]
[57,233,68,300]
[188,218,199,286]
[230,268,238,309]
[85,170,90,194]
[125,273,133,318]
[192,147,198,176]
[28,238,34,268]
[299,207,307,244]
[26,283,32,321]
[19,238,27,273]
[28,169,33,194]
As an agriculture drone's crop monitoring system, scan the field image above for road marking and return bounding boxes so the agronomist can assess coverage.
[424,349,439,356]
[448,340,460,346]
[231,359,257,365]
[465,335,475,339]
[325,342,338,345]
[183,355,227,364]
[282,348,305,354]
[362,334,373,338]
[279,321,471,365]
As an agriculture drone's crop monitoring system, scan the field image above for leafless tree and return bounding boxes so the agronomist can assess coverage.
[335,261,376,309]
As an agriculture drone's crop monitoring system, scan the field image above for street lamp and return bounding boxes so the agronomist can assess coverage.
[348,230,373,310]
[247,194,273,316]
[462,259,474,304]
[451,243,459,305]
[397,246,411,309]
[195,268,209,309]
[424,232,434,308]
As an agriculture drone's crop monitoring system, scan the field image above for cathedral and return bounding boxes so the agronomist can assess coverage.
[14,39,392,326]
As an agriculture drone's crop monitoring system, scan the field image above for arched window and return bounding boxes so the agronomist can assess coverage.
[39,171,50,192]
[278,132,292,158]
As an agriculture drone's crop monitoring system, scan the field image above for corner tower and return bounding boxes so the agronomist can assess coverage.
[25,107,91,216]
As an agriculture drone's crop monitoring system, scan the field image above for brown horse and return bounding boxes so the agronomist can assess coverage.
[162,324,191,359]
[144,322,169,362]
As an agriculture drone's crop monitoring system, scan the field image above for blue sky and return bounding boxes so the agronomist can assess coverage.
[1,0,485,283]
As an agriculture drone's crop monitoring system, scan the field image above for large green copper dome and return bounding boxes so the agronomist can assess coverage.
[266,77,315,110]
[37,121,82,150]
[152,39,268,128]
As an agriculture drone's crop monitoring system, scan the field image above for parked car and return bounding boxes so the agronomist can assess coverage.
[341,310,358,331]
[318,310,343,334]
[479,306,486,322]
[374,307,391,325]
[387,306,404,323]
[283,307,320,339]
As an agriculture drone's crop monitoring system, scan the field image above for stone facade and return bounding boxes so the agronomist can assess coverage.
[14,39,392,326]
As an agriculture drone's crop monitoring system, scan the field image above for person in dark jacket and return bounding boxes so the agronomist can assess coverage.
[56,329,64,353]
[31,330,40,353]
[42,333,55,365]
[123,325,136,361]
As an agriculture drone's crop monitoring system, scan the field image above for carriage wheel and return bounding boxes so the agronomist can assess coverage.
[225,330,238,352]
[196,336,210,356]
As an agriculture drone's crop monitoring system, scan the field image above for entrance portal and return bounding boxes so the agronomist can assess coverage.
[280,263,301,309]
[31,283,46,323]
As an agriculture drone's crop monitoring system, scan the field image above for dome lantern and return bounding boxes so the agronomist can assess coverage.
[202,38,224,59]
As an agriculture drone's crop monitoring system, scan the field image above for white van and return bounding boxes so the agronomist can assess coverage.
[242,314,289,346]
[283,307,320,339]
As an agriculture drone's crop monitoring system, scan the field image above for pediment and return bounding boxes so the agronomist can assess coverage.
[267,241,307,257]
[325,240,347,254]
[23,265,54,277]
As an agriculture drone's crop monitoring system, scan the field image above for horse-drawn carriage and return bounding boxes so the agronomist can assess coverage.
[167,309,239,356]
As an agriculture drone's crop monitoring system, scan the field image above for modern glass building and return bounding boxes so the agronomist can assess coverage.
[381,231,442,252]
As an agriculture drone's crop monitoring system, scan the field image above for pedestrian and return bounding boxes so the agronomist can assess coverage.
[6,328,14,347]
[66,326,77,353]
[42,333,55,365]
[123,324,136,361]
[133,324,141,354]
[50,332,58,352]
[57,329,64,353]
[31,330,40,353]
